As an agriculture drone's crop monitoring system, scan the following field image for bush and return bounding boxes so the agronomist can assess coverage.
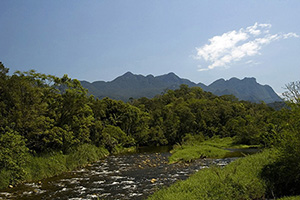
[261,130,300,197]
[101,125,135,152]
[0,128,28,186]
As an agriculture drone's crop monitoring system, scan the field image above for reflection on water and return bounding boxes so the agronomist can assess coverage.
[0,147,248,200]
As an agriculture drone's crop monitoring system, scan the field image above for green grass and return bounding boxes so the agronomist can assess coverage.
[169,145,230,163]
[149,149,278,200]
[22,144,109,183]
[24,152,68,181]
[169,137,259,164]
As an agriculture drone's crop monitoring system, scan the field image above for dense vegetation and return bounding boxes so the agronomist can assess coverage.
[1,62,300,199]
[148,82,300,199]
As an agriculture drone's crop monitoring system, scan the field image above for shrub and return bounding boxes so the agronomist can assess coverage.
[261,130,300,197]
[0,128,28,186]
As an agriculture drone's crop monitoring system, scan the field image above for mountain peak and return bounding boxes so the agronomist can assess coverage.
[123,71,134,77]
[166,72,177,76]
[242,77,257,83]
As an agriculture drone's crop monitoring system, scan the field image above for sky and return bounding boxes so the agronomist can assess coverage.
[1,0,300,94]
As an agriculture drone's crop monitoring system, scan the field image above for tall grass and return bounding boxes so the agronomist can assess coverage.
[66,144,109,170]
[148,149,278,200]
[24,152,68,181]
[0,144,109,187]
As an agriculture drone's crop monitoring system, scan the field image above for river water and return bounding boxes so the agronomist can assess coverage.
[0,147,255,200]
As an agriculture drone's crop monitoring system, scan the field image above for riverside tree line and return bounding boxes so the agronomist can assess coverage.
[1,62,300,198]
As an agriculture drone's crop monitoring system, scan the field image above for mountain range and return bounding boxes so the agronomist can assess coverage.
[80,72,282,103]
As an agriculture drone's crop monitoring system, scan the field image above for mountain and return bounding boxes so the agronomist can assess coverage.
[206,77,282,103]
[81,72,282,103]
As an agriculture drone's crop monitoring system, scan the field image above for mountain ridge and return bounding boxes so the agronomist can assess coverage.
[80,72,282,103]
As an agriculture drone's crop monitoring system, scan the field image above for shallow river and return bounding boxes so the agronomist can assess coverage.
[0,147,255,200]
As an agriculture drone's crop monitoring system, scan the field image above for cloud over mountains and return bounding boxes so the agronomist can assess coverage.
[195,22,299,71]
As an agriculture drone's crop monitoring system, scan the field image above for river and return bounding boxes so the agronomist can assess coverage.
[0,147,256,200]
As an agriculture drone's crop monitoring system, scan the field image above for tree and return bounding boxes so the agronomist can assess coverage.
[283,81,300,103]
[101,125,134,152]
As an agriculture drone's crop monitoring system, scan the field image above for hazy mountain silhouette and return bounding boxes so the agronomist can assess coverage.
[81,72,282,103]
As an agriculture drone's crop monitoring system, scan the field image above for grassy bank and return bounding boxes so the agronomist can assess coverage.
[149,149,278,200]
[0,144,109,188]
[169,144,230,163]
[169,137,259,163]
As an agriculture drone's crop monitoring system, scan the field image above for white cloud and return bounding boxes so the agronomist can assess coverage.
[195,23,299,71]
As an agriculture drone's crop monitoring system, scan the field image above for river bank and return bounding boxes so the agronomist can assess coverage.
[0,146,238,199]
[0,137,257,194]
[149,149,278,200]
[0,144,110,189]
[149,148,300,200]
[169,137,260,163]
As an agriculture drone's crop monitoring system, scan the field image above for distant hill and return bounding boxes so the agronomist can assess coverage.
[206,77,282,103]
[80,72,282,103]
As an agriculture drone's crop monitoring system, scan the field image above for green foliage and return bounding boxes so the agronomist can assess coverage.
[181,133,204,145]
[133,84,274,146]
[92,97,150,145]
[101,125,135,152]
[0,127,28,185]
[261,104,300,198]
[149,149,277,200]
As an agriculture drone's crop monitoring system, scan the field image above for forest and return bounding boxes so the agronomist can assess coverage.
[1,62,300,199]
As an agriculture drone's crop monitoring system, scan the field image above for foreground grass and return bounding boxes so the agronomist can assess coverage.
[0,144,109,188]
[169,137,259,163]
[149,149,278,200]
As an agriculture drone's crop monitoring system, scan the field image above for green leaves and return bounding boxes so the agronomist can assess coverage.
[0,127,28,184]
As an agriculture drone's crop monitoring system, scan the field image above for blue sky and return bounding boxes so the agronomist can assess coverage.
[1,0,300,94]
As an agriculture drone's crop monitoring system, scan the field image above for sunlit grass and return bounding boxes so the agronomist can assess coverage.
[24,144,109,182]
[169,137,260,164]
[149,149,278,200]
[169,145,229,163]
